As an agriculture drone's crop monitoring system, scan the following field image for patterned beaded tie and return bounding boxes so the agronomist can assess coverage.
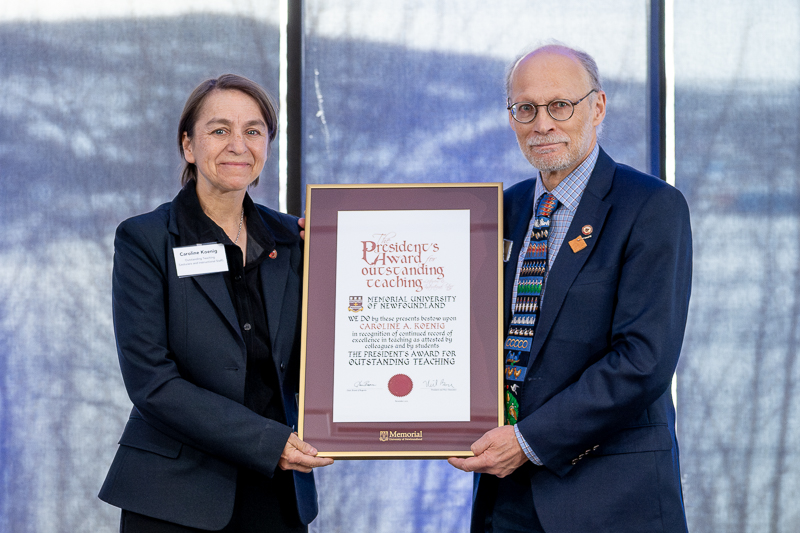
[504,193,560,425]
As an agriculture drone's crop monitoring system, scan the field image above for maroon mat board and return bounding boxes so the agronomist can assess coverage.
[299,184,503,458]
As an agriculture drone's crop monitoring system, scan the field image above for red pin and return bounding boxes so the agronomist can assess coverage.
[269,249,277,259]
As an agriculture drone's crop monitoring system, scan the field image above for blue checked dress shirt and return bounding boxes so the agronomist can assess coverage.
[512,143,599,465]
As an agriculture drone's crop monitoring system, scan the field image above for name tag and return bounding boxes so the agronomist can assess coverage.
[173,243,228,278]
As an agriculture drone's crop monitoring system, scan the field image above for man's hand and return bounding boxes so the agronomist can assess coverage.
[448,425,528,478]
[298,218,305,240]
[278,433,334,473]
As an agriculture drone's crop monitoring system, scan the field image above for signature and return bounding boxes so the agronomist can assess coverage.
[422,279,454,291]
[422,379,456,390]
[354,381,376,387]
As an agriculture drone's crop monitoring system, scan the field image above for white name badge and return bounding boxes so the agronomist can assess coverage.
[173,243,228,278]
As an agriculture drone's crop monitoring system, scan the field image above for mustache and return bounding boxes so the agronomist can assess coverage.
[527,135,569,147]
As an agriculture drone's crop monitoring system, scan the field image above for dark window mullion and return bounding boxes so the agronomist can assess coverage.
[647,0,667,181]
[286,0,304,216]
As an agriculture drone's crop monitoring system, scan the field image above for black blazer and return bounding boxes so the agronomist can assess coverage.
[99,187,316,529]
[473,148,692,532]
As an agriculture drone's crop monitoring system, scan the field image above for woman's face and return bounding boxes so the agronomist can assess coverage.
[182,89,269,195]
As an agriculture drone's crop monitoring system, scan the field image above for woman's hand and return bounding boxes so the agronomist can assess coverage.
[298,218,305,240]
[278,433,334,473]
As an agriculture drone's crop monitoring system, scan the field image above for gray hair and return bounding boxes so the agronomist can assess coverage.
[505,42,603,98]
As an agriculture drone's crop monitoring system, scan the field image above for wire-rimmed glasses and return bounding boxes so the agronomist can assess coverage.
[507,89,597,123]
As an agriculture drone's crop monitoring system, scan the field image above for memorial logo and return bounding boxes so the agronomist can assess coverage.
[378,430,423,441]
[348,295,363,312]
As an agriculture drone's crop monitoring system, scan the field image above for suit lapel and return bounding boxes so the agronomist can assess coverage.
[260,246,290,353]
[527,149,616,363]
[168,191,243,342]
[192,274,242,339]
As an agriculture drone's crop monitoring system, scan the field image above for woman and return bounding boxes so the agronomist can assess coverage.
[99,74,332,532]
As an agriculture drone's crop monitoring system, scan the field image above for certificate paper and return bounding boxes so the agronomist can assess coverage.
[332,210,471,423]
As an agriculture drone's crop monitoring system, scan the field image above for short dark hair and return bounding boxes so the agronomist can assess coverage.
[178,74,278,187]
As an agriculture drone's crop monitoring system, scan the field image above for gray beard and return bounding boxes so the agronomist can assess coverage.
[521,134,574,172]
[527,151,574,172]
[522,128,593,174]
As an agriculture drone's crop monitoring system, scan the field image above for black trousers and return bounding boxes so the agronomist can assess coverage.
[120,468,306,533]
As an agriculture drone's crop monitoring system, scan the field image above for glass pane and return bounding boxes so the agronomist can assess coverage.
[303,1,648,531]
[674,2,800,532]
[302,0,648,194]
[0,3,281,531]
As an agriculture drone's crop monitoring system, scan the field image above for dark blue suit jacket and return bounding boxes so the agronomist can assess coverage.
[472,148,692,532]
[98,189,316,529]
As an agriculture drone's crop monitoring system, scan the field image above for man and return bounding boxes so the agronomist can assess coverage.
[448,44,692,532]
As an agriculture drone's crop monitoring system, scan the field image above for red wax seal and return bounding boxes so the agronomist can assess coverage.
[388,374,413,397]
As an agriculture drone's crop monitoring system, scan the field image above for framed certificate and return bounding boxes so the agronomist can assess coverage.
[298,183,503,458]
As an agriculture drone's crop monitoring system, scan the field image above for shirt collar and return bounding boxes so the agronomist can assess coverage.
[533,143,599,211]
[172,180,276,261]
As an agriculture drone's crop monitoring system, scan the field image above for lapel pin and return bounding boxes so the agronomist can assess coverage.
[269,249,277,259]
[569,225,593,253]
[503,239,513,262]
[568,236,587,253]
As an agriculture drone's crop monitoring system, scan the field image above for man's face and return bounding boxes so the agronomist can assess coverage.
[508,51,606,185]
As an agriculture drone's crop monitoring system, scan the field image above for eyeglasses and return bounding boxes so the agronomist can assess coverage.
[507,89,597,124]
